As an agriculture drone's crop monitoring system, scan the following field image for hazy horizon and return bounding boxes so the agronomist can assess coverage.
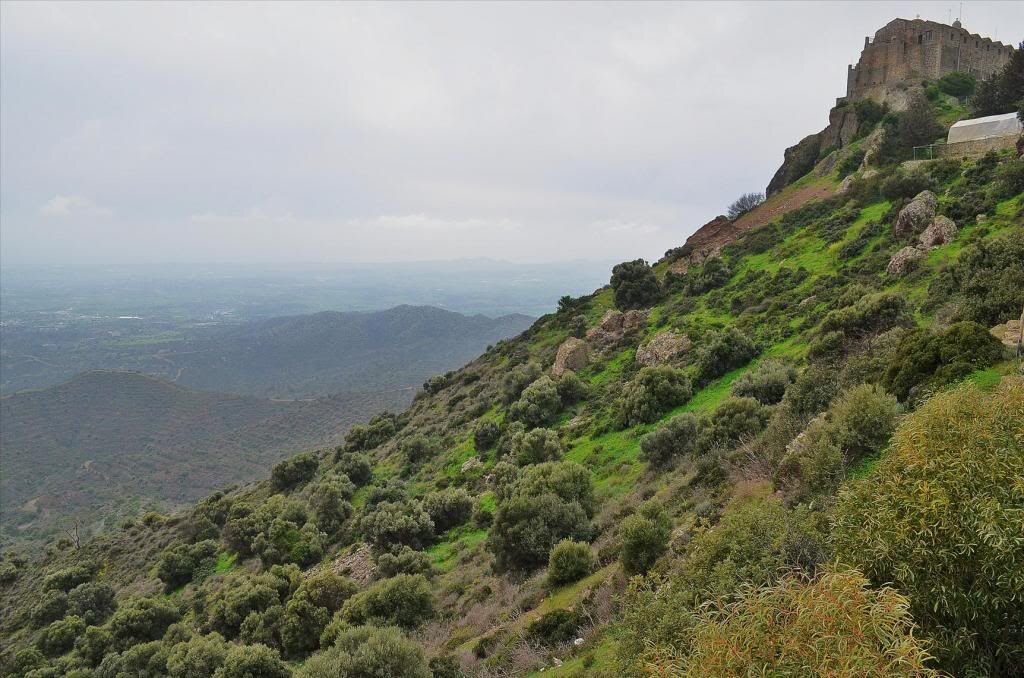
[2,1,1021,268]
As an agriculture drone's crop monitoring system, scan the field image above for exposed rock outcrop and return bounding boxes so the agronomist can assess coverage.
[667,216,739,275]
[819,105,860,151]
[989,307,1024,352]
[551,337,590,377]
[323,543,374,585]
[919,216,957,249]
[586,310,646,348]
[894,190,938,239]
[886,246,925,277]
[767,133,822,196]
[636,331,691,367]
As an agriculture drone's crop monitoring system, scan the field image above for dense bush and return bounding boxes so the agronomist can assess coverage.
[695,328,758,385]
[108,597,180,649]
[30,590,68,628]
[547,539,594,586]
[508,376,563,428]
[881,321,1004,401]
[684,257,733,296]
[473,420,500,452]
[555,371,588,404]
[511,461,596,517]
[204,574,283,639]
[488,493,591,572]
[678,496,827,602]
[270,453,319,492]
[308,475,355,534]
[343,412,397,452]
[527,609,582,646]
[252,519,325,568]
[422,488,473,533]
[879,170,934,202]
[500,362,542,404]
[730,360,796,404]
[819,292,911,340]
[281,591,331,657]
[43,563,97,592]
[156,540,218,591]
[216,643,289,678]
[334,452,372,487]
[620,507,671,575]
[926,231,1024,326]
[75,625,112,666]
[401,436,440,466]
[341,574,434,629]
[640,413,700,467]
[662,568,939,677]
[993,157,1024,200]
[938,70,976,97]
[610,259,661,310]
[697,397,769,452]
[38,615,86,656]
[511,427,563,466]
[298,625,431,678]
[833,381,1024,675]
[618,366,693,426]
[359,500,434,552]
[375,546,433,579]
[165,633,228,678]
[777,384,898,500]
[67,581,116,625]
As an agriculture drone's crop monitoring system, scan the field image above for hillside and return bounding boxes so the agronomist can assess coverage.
[1,46,1023,678]
[1,305,534,399]
[168,306,534,398]
[0,371,373,549]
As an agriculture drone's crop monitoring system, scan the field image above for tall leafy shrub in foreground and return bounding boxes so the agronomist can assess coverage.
[832,380,1024,676]
[666,567,939,677]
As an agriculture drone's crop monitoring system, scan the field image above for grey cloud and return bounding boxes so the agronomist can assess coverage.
[1,1,1020,266]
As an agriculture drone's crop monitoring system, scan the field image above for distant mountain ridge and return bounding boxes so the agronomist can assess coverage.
[0,370,367,548]
[171,305,534,398]
[1,305,534,399]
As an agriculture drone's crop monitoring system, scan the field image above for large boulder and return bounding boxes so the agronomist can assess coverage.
[551,337,590,377]
[893,191,937,239]
[886,246,925,277]
[586,310,647,348]
[636,331,691,367]
[919,216,957,249]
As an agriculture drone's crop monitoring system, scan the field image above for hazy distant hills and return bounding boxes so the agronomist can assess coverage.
[0,371,374,548]
[1,305,534,399]
[0,306,533,548]
[168,305,534,398]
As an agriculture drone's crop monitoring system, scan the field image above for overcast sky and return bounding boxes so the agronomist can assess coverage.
[1,1,1020,267]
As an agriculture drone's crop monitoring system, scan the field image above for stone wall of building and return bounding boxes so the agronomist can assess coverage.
[846,18,1013,102]
[935,134,1019,159]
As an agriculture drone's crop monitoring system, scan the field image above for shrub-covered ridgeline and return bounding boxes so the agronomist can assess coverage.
[2,104,1023,678]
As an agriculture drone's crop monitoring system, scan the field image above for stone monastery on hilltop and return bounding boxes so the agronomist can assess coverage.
[845,18,1014,103]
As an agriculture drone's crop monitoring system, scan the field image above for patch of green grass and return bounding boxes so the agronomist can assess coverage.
[847,455,881,481]
[583,348,634,387]
[566,429,643,499]
[442,438,477,479]
[427,526,488,571]
[214,552,237,574]
[965,365,1005,390]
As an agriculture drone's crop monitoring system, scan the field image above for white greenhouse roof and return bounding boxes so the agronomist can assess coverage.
[947,112,1022,144]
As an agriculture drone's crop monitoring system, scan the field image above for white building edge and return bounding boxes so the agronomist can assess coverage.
[947,112,1022,144]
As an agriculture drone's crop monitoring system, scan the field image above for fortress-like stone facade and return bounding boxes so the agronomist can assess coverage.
[846,18,1013,102]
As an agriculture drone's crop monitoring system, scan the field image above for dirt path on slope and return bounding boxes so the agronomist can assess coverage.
[733,180,836,233]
